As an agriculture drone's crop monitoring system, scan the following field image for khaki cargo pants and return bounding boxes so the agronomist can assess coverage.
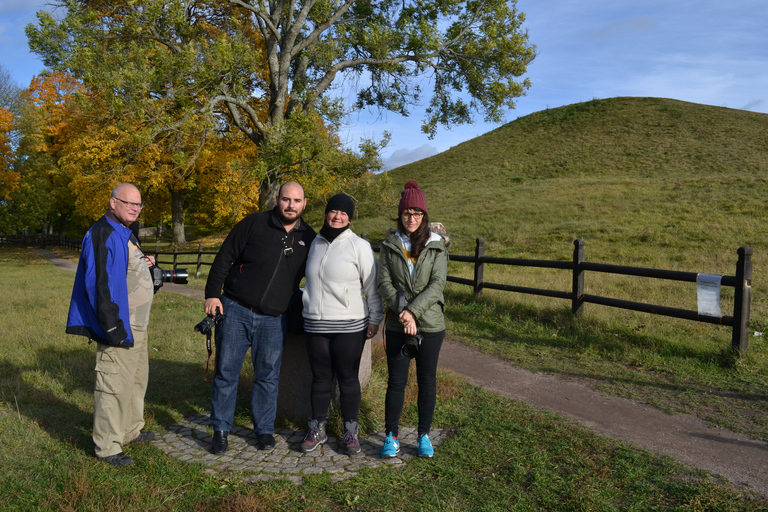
[93,329,148,458]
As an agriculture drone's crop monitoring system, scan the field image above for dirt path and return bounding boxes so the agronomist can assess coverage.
[36,248,768,497]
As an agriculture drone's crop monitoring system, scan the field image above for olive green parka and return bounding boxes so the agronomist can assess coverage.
[377,230,448,333]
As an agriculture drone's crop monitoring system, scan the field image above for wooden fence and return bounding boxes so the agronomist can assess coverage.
[447,238,752,354]
[0,234,82,250]
[151,243,217,277]
[150,237,754,353]
[7,234,753,352]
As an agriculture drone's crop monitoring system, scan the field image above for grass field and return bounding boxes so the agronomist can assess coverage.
[2,248,767,510]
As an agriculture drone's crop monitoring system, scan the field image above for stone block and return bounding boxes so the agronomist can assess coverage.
[276,326,377,423]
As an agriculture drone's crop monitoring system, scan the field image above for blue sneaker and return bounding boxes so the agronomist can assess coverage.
[418,433,434,458]
[380,432,400,458]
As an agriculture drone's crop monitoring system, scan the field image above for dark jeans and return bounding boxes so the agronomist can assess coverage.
[210,295,287,435]
[304,330,367,422]
[384,329,445,437]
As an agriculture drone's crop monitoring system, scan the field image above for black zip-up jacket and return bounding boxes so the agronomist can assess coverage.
[205,209,315,316]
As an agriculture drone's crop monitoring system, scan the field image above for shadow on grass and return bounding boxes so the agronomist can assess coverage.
[0,345,212,456]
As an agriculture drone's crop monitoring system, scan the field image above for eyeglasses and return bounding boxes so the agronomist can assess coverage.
[114,197,144,210]
[401,212,424,220]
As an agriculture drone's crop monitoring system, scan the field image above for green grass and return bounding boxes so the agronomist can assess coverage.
[3,248,767,510]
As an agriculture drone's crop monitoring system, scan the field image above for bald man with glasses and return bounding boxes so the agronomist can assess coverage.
[67,182,157,467]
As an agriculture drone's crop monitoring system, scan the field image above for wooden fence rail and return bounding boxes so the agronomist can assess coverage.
[449,238,752,353]
[7,234,752,353]
[151,243,217,277]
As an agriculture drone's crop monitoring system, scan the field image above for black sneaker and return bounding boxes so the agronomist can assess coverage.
[97,452,133,467]
[126,431,156,445]
[257,433,276,450]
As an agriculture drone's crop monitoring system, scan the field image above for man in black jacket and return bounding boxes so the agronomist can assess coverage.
[204,182,315,453]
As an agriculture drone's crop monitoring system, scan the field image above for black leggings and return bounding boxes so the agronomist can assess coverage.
[304,330,367,422]
[384,329,445,437]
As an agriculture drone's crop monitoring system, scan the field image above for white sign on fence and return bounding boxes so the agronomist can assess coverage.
[696,273,722,318]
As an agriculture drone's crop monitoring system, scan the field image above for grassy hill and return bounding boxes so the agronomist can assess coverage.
[353,97,767,260]
[348,97,768,442]
[352,97,767,316]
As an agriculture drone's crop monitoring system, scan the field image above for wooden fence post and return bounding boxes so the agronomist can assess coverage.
[197,243,203,277]
[173,245,178,269]
[572,238,585,316]
[474,238,485,295]
[732,246,753,353]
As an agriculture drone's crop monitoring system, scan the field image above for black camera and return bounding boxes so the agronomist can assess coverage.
[401,332,423,358]
[150,265,188,291]
[395,290,422,358]
[195,310,225,336]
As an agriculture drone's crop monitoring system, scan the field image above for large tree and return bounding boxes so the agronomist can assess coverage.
[2,72,83,234]
[0,64,22,203]
[27,0,535,216]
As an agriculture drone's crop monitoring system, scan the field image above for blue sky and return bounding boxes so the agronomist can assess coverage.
[2,0,766,169]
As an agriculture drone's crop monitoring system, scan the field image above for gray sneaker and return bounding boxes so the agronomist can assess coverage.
[300,419,327,453]
[96,451,133,467]
[343,420,361,454]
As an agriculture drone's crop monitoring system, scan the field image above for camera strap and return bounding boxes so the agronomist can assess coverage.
[204,331,215,382]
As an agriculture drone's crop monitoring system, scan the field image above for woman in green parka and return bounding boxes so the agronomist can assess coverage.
[377,180,448,458]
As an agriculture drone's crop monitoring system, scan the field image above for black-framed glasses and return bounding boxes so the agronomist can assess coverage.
[114,197,144,210]
[401,211,424,220]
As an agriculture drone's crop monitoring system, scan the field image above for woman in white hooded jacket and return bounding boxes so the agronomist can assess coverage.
[300,194,383,454]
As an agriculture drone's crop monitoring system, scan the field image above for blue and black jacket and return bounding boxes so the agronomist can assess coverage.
[66,214,135,347]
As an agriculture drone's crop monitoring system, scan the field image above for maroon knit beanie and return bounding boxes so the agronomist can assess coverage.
[398,180,428,215]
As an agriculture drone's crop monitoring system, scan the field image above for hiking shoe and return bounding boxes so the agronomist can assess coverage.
[417,433,434,458]
[126,431,156,446]
[380,432,399,458]
[300,419,327,453]
[343,420,361,454]
[97,452,133,467]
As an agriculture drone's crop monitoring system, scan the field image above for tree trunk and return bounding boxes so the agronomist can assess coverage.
[57,214,68,235]
[258,179,280,212]
[171,189,186,246]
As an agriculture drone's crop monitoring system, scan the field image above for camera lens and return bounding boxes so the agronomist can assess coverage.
[163,268,188,284]
[401,335,421,358]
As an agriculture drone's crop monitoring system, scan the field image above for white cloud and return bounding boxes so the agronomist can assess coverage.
[384,145,438,170]
[588,16,654,41]
[742,99,765,111]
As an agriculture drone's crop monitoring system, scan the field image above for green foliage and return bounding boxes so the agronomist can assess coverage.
[26,0,535,213]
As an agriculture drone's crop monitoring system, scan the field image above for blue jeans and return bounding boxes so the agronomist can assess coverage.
[210,296,287,434]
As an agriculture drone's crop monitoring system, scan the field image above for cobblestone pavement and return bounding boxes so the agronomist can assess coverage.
[152,413,449,484]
